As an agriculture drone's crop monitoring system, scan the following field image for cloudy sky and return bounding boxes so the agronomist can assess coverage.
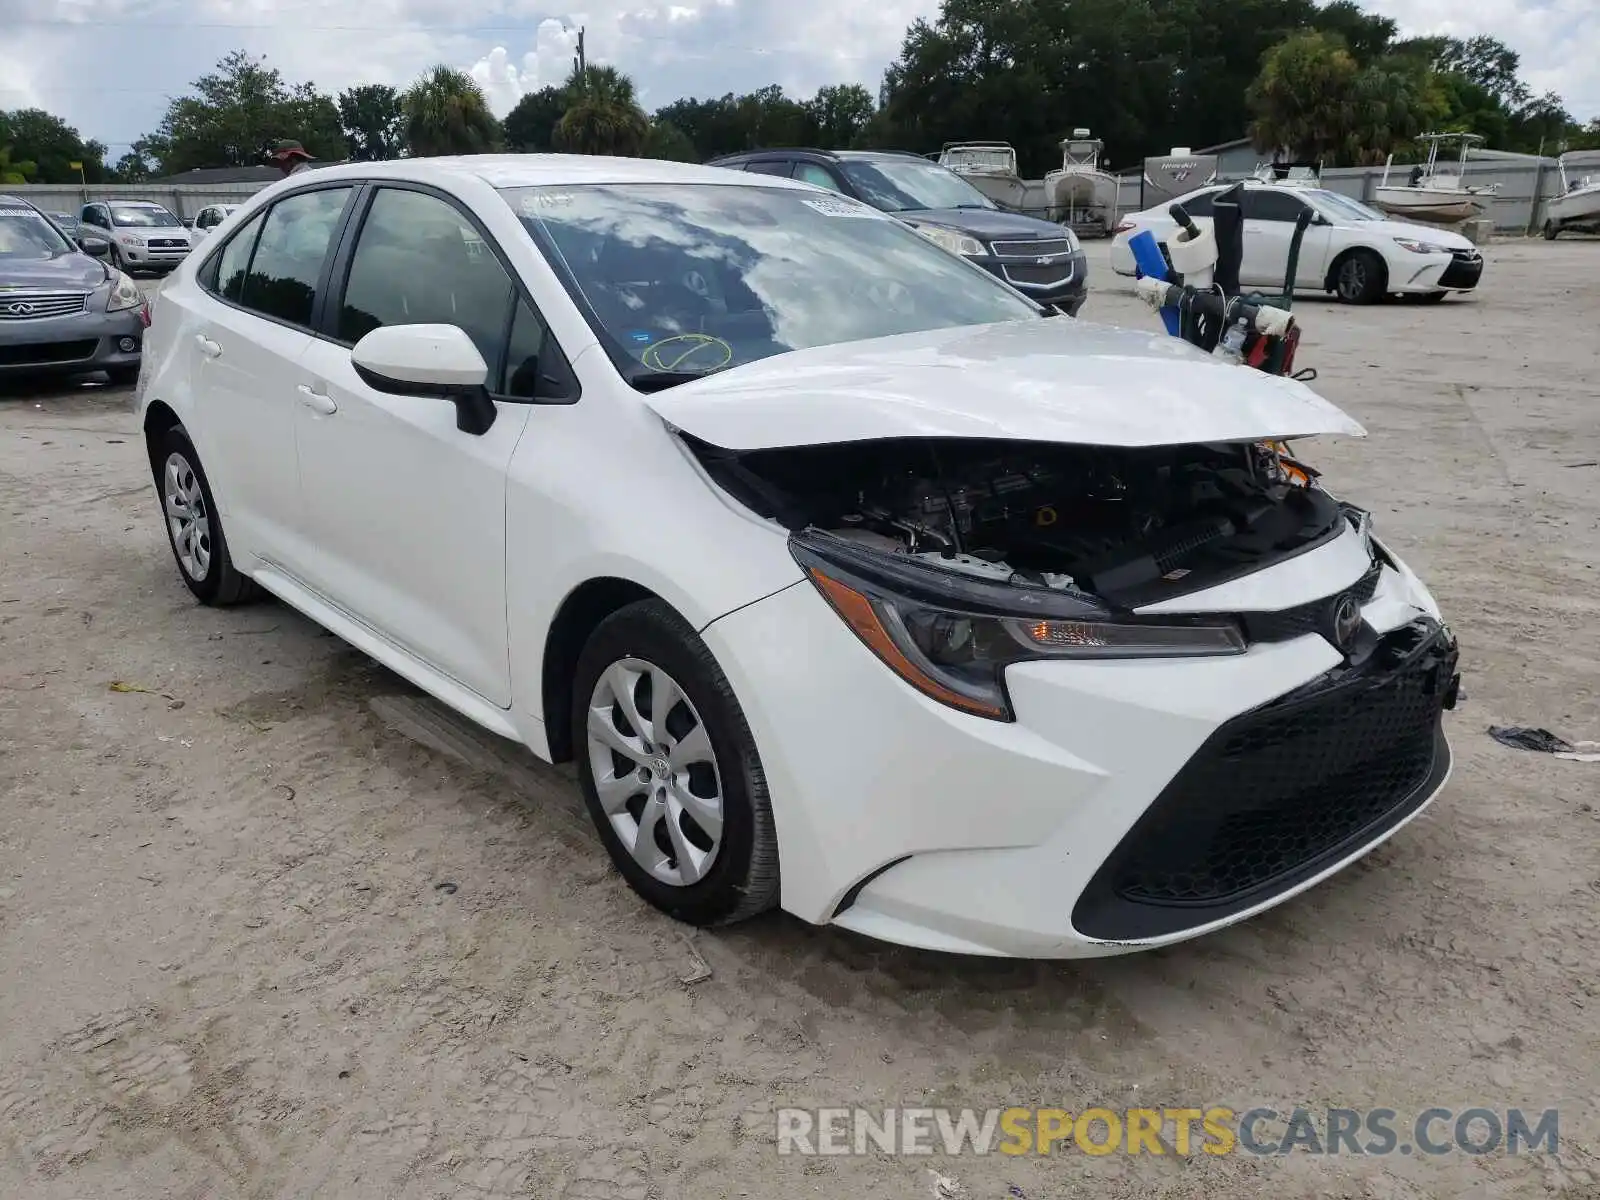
[2,0,1595,160]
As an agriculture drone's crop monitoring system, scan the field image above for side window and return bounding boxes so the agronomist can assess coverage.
[197,207,216,229]
[1171,190,1215,218]
[743,160,794,177]
[1244,190,1308,222]
[336,187,514,375]
[239,187,352,327]
[212,211,266,302]
[793,163,844,192]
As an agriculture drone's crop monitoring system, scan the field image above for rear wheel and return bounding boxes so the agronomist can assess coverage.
[1333,250,1385,304]
[156,428,258,605]
[572,599,778,927]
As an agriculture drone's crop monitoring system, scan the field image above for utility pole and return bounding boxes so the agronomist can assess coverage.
[572,26,586,88]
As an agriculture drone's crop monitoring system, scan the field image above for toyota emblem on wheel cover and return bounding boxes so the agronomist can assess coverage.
[1327,593,1363,650]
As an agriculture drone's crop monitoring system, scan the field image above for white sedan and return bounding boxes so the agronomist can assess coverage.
[135,156,1459,958]
[1111,181,1484,304]
[188,203,240,240]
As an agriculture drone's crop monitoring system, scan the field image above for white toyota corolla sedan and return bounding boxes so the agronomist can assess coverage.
[135,156,1460,958]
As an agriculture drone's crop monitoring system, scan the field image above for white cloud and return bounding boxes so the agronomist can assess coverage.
[2,0,1595,159]
[467,20,580,116]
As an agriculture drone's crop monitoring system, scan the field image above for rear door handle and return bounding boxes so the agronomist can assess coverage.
[194,335,222,358]
[296,384,338,415]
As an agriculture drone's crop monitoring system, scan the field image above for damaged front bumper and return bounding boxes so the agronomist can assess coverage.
[701,527,1458,958]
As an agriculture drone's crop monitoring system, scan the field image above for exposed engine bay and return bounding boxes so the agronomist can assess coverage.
[686,435,1347,608]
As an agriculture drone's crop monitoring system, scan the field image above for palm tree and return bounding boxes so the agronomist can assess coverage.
[402,66,500,157]
[0,144,38,185]
[554,65,649,157]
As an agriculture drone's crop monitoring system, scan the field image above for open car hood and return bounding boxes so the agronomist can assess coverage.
[640,319,1365,450]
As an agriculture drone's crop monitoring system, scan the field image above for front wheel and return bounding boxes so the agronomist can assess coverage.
[1334,250,1385,304]
[1543,220,1559,241]
[572,599,779,927]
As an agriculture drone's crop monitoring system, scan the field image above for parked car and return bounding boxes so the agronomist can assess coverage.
[0,193,148,385]
[78,198,194,276]
[709,148,1089,316]
[189,203,240,240]
[136,156,1458,959]
[1110,178,1484,304]
[48,211,80,237]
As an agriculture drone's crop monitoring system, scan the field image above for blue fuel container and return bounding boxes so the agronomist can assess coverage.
[1128,230,1180,336]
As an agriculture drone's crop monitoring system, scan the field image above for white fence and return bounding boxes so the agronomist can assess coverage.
[8,182,274,221]
[1112,158,1571,234]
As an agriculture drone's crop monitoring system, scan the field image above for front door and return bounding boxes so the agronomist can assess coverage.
[291,185,537,707]
[1239,190,1332,292]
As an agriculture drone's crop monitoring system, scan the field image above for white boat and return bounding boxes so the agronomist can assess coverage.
[936,131,1120,234]
[1372,132,1501,223]
[1543,150,1600,239]
[1042,131,1120,236]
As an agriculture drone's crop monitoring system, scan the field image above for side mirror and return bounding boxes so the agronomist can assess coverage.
[78,236,110,257]
[351,324,497,435]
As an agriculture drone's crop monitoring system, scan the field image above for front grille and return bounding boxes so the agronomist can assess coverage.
[1073,618,1458,940]
[146,237,187,248]
[1439,251,1483,288]
[0,338,98,366]
[1237,563,1382,643]
[989,238,1075,257]
[0,292,88,320]
[1002,262,1075,287]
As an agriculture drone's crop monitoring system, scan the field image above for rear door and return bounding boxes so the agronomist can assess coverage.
[291,183,553,707]
[185,184,357,567]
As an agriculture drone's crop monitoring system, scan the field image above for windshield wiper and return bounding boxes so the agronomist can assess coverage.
[628,369,725,393]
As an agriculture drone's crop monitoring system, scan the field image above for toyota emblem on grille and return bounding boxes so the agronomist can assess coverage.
[1327,593,1363,651]
[5,301,36,315]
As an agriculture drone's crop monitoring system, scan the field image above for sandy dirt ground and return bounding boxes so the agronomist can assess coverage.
[2,239,1598,1200]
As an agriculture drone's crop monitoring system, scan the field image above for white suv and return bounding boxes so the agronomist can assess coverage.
[1111,180,1484,304]
[134,156,1458,959]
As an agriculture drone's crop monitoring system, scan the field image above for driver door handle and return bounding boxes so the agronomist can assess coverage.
[296,383,337,415]
[194,335,222,358]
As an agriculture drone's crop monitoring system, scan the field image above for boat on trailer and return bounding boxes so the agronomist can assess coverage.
[1543,150,1600,239]
[936,131,1121,235]
[1373,133,1500,223]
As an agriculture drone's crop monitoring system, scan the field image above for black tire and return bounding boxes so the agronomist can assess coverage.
[106,365,139,387]
[571,599,778,927]
[1543,220,1559,241]
[154,427,259,606]
[1333,249,1385,304]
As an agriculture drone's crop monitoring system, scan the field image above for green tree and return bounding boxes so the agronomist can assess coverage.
[0,144,38,185]
[805,84,875,148]
[402,66,501,156]
[503,86,567,152]
[337,84,406,160]
[553,66,649,156]
[111,150,153,182]
[1246,31,1361,161]
[643,119,696,161]
[0,109,108,182]
[138,51,344,175]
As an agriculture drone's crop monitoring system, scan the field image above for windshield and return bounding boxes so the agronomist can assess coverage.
[505,183,1041,387]
[1309,189,1385,223]
[110,205,180,228]
[0,205,74,258]
[837,159,998,213]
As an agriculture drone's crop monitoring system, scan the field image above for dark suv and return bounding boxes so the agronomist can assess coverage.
[708,148,1088,316]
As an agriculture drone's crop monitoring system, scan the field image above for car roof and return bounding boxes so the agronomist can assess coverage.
[709,148,926,165]
[101,198,172,207]
[1,194,41,208]
[293,154,817,193]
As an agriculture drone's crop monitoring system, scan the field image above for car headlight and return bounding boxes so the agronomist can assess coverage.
[116,232,142,247]
[1060,226,1081,251]
[911,224,986,257]
[1393,237,1451,255]
[792,534,1245,721]
[105,270,143,312]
